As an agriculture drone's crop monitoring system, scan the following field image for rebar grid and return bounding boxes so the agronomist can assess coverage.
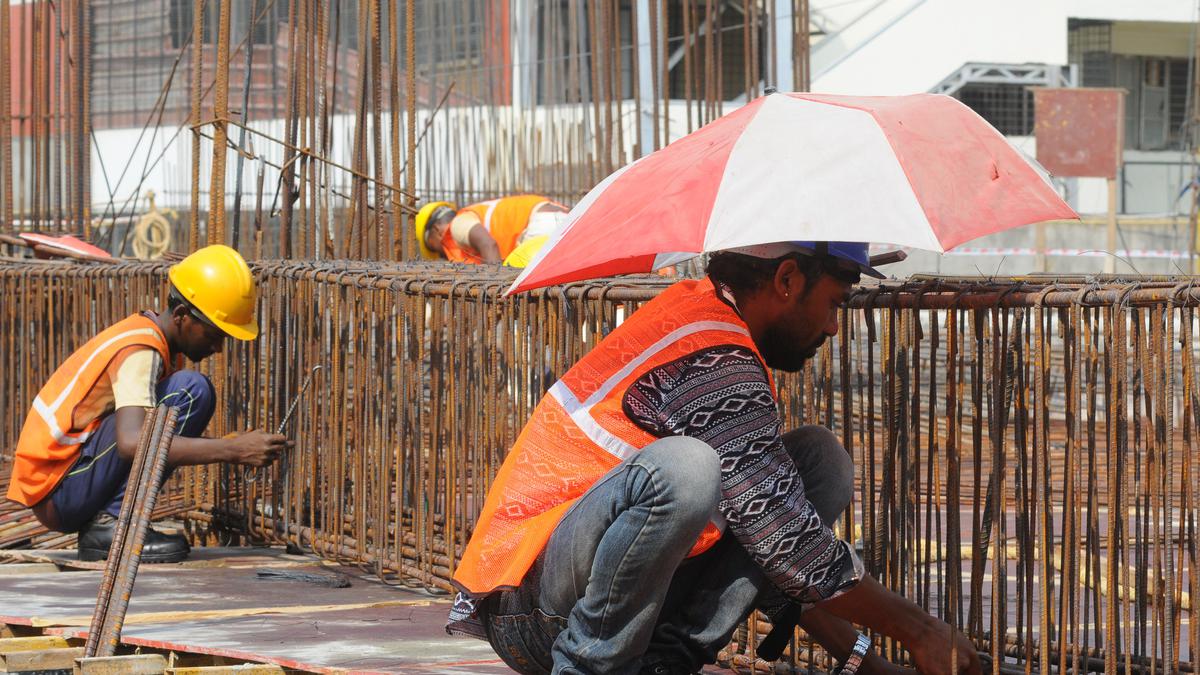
[0,1,90,236]
[2,260,1200,672]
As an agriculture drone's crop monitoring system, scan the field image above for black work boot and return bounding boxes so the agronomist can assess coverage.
[77,513,190,563]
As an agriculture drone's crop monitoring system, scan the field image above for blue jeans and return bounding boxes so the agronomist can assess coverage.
[47,370,215,533]
[483,426,854,675]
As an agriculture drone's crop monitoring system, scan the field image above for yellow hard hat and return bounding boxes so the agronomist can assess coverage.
[415,201,456,260]
[167,245,259,340]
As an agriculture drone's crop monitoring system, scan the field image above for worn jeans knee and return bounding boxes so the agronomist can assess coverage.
[630,436,721,528]
[157,370,216,437]
[531,435,721,674]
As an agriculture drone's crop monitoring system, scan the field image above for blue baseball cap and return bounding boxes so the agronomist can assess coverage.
[729,241,887,279]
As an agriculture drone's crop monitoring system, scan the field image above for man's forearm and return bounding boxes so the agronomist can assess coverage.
[818,576,940,649]
[798,606,903,675]
[797,606,859,662]
[116,407,286,469]
[116,406,232,467]
[164,435,234,467]
[467,226,503,263]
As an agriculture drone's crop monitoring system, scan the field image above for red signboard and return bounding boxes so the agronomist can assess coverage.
[1033,88,1125,179]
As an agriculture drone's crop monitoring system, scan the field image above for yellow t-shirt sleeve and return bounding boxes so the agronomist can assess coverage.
[111,348,163,410]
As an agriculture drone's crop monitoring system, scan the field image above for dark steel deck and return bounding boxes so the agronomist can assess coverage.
[0,546,509,673]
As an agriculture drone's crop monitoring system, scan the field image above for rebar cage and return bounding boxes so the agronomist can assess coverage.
[3,260,1200,672]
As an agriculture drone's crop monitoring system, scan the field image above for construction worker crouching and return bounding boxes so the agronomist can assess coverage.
[447,242,981,675]
[5,245,292,563]
[416,195,567,266]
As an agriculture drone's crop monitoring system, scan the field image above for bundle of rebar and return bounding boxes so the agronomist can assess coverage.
[83,404,178,658]
[3,258,1200,671]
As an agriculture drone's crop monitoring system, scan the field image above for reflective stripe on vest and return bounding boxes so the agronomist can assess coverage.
[32,326,162,446]
[481,199,500,232]
[453,278,772,596]
[6,315,171,506]
[547,319,751,462]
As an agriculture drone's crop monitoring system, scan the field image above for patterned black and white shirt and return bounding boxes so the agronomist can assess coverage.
[447,343,863,639]
[624,344,863,603]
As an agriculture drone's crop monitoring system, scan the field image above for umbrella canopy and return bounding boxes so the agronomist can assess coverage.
[508,92,1077,295]
[18,233,114,260]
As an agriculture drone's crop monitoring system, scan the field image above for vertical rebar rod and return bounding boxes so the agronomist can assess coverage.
[0,0,10,234]
[189,0,205,249]
[208,0,232,245]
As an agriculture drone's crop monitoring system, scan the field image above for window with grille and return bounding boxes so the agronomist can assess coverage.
[415,0,484,71]
[957,83,1034,136]
[1068,17,1194,151]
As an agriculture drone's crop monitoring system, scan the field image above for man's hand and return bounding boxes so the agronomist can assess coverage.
[904,619,980,675]
[817,576,981,675]
[226,430,292,467]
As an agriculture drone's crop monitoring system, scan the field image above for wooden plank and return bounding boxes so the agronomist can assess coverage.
[74,654,167,675]
[0,647,84,673]
[0,626,37,640]
[166,666,284,675]
[0,636,70,653]
[0,564,60,576]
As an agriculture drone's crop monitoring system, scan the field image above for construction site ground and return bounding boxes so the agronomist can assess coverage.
[0,546,731,674]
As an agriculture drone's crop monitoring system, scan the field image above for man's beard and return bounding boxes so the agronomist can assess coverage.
[758,322,825,373]
[183,346,214,363]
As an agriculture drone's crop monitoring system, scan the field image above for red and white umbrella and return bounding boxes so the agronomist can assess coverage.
[508,92,1077,295]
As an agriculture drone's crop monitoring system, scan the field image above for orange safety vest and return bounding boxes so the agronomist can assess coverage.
[448,195,553,263]
[6,314,173,506]
[453,277,775,596]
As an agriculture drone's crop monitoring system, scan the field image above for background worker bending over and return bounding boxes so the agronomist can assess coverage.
[415,194,568,266]
[5,245,291,563]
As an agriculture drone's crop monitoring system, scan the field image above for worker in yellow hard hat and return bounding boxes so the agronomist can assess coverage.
[5,245,292,564]
[415,195,568,266]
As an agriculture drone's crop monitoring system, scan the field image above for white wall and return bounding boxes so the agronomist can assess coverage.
[811,0,1067,95]
[86,101,702,215]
